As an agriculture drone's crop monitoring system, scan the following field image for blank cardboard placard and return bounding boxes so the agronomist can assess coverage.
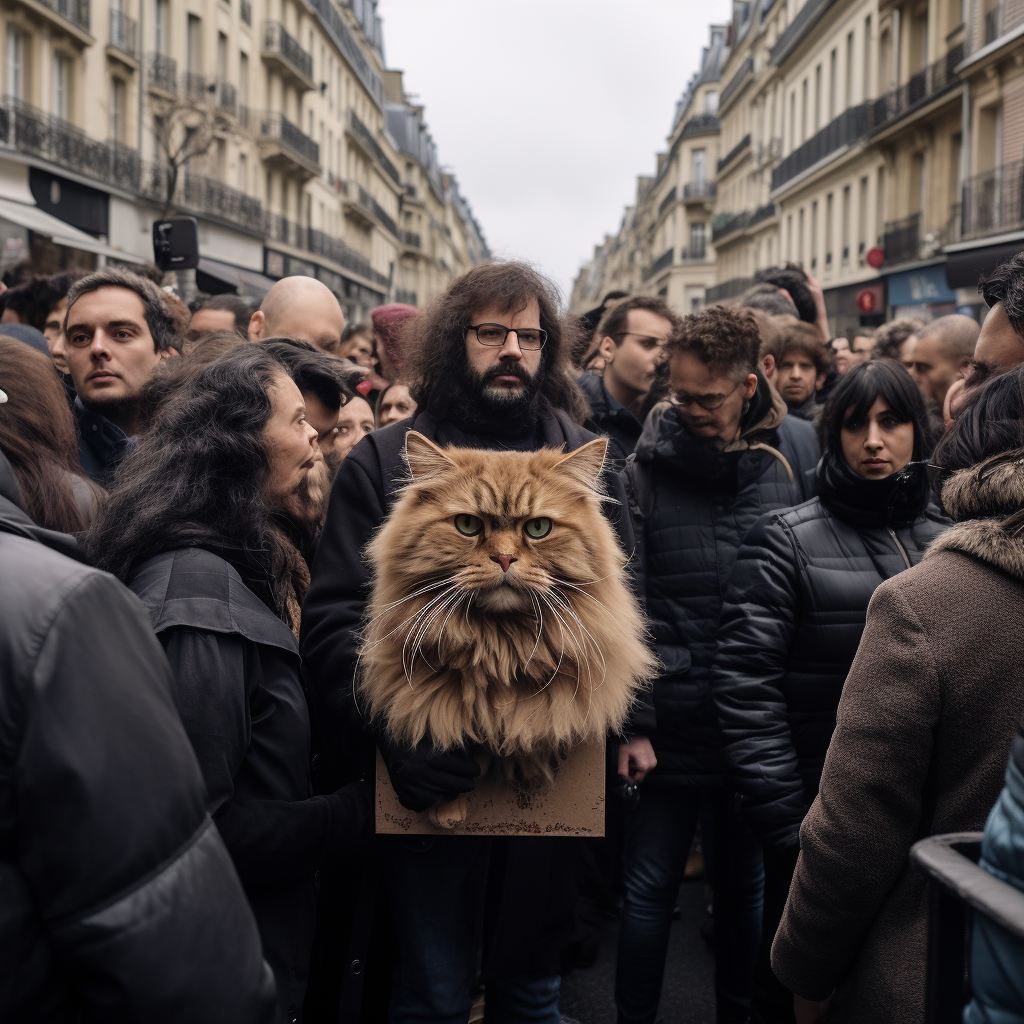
[375,740,606,837]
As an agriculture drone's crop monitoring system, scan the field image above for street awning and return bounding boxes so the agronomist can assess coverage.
[0,196,148,264]
[945,239,1024,290]
[197,257,276,299]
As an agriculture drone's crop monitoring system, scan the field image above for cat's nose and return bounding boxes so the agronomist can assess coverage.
[491,554,517,573]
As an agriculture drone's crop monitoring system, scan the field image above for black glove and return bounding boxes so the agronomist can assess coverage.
[379,734,480,812]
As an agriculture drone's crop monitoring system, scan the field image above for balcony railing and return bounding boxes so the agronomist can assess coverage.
[712,202,776,242]
[401,230,421,248]
[240,0,252,25]
[183,71,212,104]
[306,0,384,108]
[717,133,751,173]
[263,20,313,84]
[109,9,137,58]
[357,184,397,236]
[215,80,237,115]
[706,277,755,303]
[867,43,964,135]
[395,288,417,305]
[658,187,677,216]
[883,213,922,264]
[719,56,753,110]
[961,159,1024,239]
[348,110,400,185]
[772,104,868,191]
[147,53,177,93]
[680,113,720,139]
[770,0,841,65]
[643,247,674,281]
[305,226,390,287]
[182,172,263,234]
[256,111,320,167]
[683,180,717,201]
[0,97,139,193]
[36,0,90,34]
[682,240,707,261]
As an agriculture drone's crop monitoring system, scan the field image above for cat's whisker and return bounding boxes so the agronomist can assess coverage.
[400,586,461,681]
[546,590,609,686]
[369,585,459,649]
[523,591,545,671]
[436,590,468,659]
[365,576,458,625]
[404,588,465,682]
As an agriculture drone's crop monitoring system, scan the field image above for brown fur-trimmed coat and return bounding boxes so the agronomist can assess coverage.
[771,459,1024,1023]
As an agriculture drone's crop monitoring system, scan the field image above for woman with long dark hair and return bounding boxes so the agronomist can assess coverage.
[0,337,100,533]
[88,346,369,1023]
[767,363,1024,1023]
[712,359,948,1024]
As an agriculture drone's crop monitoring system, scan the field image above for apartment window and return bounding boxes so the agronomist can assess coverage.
[815,65,822,131]
[787,213,794,260]
[217,32,228,80]
[214,138,226,178]
[53,51,70,119]
[829,49,837,120]
[110,77,127,142]
[845,32,854,107]
[705,90,718,114]
[842,184,851,264]
[798,207,805,264]
[239,52,249,106]
[911,152,926,213]
[691,149,706,185]
[690,297,701,313]
[811,200,819,269]
[690,222,706,258]
[876,166,887,244]
[155,0,169,55]
[265,170,273,207]
[801,78,808,142]
[789,91,796,150]
[866,17,875,99]
[187,14,202,73]
[7,29,25,101]
[825,192,834,266]
[238,152,247,192]
[858,175,869,263]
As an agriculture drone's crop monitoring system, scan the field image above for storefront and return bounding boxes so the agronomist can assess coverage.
[824,280,886,340]
[944,236,1024,316]
[885,263,978,322]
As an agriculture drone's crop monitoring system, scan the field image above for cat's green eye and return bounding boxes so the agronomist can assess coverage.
[454,514,484,537]
[524,517,552,539]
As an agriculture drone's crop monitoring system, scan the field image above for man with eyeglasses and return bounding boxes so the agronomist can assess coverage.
[615,305,819,1024]
[577,296,681,467]
[302,260,639,1024]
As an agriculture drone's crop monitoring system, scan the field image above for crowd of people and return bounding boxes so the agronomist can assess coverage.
[2,249,1024,1024]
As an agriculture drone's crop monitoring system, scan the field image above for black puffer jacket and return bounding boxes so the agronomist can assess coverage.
[0,456,277,1023]
[622,379,820,787]
[577,371,643,467]
[130,546,370,1023]
[712,454,949,849]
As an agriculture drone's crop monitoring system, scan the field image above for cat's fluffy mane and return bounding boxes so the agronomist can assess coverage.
[356,432,657,785]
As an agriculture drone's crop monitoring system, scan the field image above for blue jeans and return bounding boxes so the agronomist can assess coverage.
[384,835,561,1024]
[615,786,764,1024]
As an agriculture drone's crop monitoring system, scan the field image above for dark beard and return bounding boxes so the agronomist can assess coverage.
[271,459,329,561]
[430,357,545,438]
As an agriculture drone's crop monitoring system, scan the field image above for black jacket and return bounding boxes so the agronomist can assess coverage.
[300,403,640,980]
[74,397,132,488]
[622,383,820,787]
[0,457,277,1024]
[712,456,949,849]
[577,371,643,467]
[130,546,369,1023]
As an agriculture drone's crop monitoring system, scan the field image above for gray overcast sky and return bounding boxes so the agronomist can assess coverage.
[378,0,732,305]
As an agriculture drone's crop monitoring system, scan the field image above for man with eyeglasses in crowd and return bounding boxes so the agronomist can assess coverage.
[577,296,682,467]
[616,305,819,1024]
[302,260,639,1024]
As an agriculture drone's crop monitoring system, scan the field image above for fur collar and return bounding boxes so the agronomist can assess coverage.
[928,461,1024,584]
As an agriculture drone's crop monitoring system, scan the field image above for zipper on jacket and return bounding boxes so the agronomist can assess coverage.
[888,527,912,569]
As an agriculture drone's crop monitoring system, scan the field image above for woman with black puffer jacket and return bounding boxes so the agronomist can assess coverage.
[712,359,949,1024]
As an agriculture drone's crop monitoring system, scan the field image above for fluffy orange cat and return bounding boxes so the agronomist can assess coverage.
[357,431,656,793]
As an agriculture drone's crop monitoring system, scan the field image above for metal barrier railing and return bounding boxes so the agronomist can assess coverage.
[911,832,1024,1023]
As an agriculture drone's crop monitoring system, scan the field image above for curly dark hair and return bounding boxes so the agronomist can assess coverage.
[981,251,1024,339]
[872,318,924,360]
[405,260,587,425]
[87,346,304,613]
[667,305,761,378]
[753,263,818,325]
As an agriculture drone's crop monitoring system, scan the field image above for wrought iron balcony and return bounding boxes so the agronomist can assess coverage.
[771,104,867,191]
[256,111,320,170]
[712,203,775,242]
[882,213,922,264]
[214,81,237,115]
[681,241,708,261]
[0,97,139,192]
[262,21,314,89]
[706,277,755,303]
[29,0,90,36]
[770,0,841,65]
[357,183,397,237]
[347,110,400,185]
[683,180,717,202]
[147,53,177,94]
[717,133,751,173]
[680,113,720,140]
[867,44,964,135]
[643,247,674,281]
[658,187,677,216]
[402,230,422,248]
[395,288,417,305]
[719,56,753,110]
[961,159,1024,240]
[184,71,213,104]
[109,9,137,58]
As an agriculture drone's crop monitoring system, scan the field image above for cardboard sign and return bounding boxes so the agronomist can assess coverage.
[375,740,606,837]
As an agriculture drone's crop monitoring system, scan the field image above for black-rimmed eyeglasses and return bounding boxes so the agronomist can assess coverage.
[466,323,548,350]
[670,380,741,411]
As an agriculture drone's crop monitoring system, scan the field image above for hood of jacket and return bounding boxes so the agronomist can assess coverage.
[927,459,1024,585]
[0,449,86,562]
[634,372,793,485]
[578,372,641,428]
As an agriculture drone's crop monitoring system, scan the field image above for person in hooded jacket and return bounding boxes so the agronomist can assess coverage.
[615,305,819,1024]
[88,346,370,1024]
[0,445,278,1023]
[712,359,948,1024]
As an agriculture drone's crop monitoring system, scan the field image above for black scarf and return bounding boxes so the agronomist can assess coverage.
[817,452,930,529]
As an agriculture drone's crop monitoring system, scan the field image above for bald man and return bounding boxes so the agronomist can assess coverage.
[909,314,980,408]
[248,275,346,352]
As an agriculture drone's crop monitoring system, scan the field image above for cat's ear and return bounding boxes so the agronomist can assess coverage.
[405,431,457,478]
[556,438,608,488]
